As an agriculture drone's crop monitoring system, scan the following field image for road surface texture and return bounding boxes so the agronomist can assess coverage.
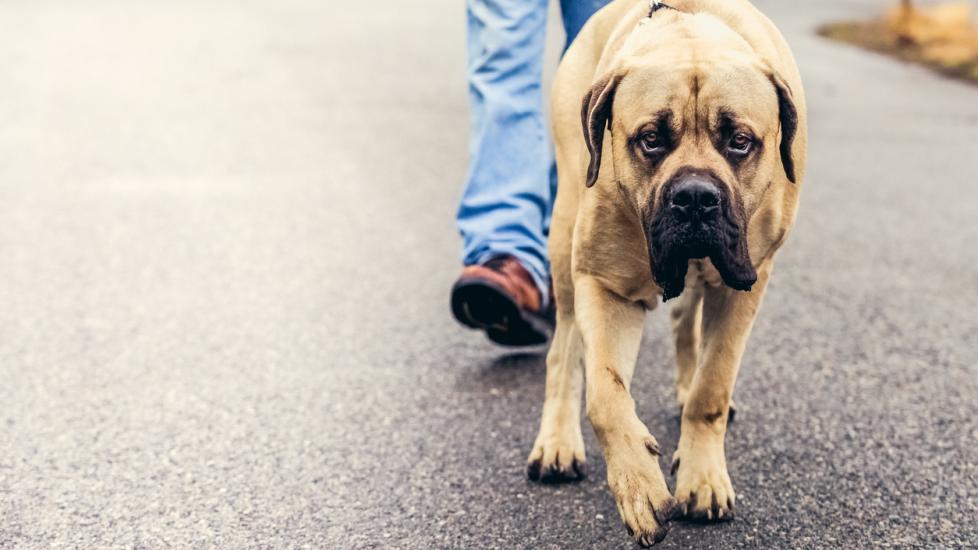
[1,0,977,548]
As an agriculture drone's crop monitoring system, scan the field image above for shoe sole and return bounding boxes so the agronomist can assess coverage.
[451,278,552,347]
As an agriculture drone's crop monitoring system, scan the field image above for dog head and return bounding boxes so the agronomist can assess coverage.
[581,12,798,300]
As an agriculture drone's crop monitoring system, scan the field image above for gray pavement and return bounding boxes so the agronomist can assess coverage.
[1,0,977,548]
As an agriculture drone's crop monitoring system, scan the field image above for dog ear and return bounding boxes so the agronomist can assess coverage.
[581,72,622,188]
[768,73,798,184]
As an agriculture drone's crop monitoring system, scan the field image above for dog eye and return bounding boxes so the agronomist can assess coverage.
[638,132,665,155]
[727,133,754,155]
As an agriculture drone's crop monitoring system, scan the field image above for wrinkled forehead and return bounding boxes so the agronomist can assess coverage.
[612,14,775,126]
[696,61,778,121]
[613,56,776,131]
[612,60,693,113]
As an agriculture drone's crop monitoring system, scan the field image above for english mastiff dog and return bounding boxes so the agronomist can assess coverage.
[525,0,806,545]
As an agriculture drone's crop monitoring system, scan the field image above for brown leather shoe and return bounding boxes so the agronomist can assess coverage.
[451,255,553,346]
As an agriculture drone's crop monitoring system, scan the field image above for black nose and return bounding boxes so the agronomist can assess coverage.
[669,177,721,221]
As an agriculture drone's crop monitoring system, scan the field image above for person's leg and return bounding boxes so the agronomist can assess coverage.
[542,0,612,244]
[559,0,612,50]
[457,0,552,302]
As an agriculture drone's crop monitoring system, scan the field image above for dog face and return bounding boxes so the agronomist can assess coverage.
[581,15,798,299]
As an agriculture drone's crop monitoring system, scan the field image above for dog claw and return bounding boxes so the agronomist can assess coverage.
[670,457,680,476]
[571,458,587,480]
[636,525,669,547]
[680,489,734,523]
[645,439,661,456]
[528,456,586,484]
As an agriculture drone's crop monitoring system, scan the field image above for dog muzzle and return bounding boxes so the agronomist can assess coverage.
[646,171,757,300]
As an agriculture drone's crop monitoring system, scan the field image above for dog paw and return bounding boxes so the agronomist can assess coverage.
[527,429,586,483]
[671,440,735,522]
[605,435,680,546]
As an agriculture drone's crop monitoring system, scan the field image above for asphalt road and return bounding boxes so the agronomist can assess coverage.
[2,1,977,548]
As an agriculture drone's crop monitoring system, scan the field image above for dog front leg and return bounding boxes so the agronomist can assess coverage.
[670,284,703,409]
[576,277,678,547]
[527,311,586,482]
[672,263,771,521]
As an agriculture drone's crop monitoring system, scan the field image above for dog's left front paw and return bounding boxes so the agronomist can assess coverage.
[671,438,735,522]
[604,432,681,546]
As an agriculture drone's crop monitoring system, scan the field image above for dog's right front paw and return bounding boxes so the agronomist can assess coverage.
[527,429,586,483]
[671,434,735,522]
[605,436,680,547]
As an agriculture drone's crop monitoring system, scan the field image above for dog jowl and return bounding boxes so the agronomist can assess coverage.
[645,168,757,301]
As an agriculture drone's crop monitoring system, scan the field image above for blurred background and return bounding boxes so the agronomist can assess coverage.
[1,0,976,548]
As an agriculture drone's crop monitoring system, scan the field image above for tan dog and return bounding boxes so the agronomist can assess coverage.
[525,0,807,545]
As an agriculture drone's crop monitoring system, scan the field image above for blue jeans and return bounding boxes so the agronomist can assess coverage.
[457,0,610,304]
